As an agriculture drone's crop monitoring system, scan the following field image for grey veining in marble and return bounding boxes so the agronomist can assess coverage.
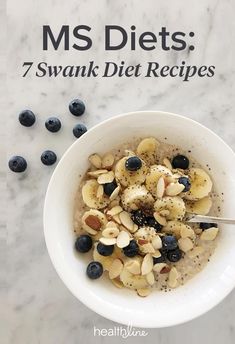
[4,0,235,343]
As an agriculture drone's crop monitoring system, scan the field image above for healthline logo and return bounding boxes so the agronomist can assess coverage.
[94,324,148,338]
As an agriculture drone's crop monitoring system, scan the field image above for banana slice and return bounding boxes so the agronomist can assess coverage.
[93,244,116,271]
[184,168,212,200]
[185,196,212,215]
[137,137,160,165]
[121,185,154,211]
[82,179,109,209]
[115,157,148,187]
[145,165,172,198]
[154,196,186,221]
[120,268,149,290]
[82,209,107,234]
[163,221,182,238]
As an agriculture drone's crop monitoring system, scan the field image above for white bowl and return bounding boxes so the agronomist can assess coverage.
[44,111,235,328]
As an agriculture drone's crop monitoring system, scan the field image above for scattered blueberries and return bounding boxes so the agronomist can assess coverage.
[103,180,118,196]
[97,242,114,256]
[86,261,103,279]
[200,223,218,230]
[125,156,142,171]
[172,155,189,170]
[123,240,139,257]
[161,235,178,251]
[45,117,61,133]
[19,110,36,127]
[178,176,191,192]
[69,98,85,116]
[153,254,166,265]
[167,248,182,262]
[146,216,162,232]
[8,156,27,173]
[131,210,147,226]
[75,235,92,253]
[41,150,57,166]
[73,123,87,138]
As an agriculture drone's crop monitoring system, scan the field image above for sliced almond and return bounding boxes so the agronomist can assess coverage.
[85,215,102,230]
[180,225,196,240]
[141,243,155,254]
[111,278,123,288]
[99,237,117,245]
[146,271,155,286]
[109,259,124,279]
[96,184,104,199]
[152,250,161,258]
[109,198,120,208]
[168,267,180,288]
[200,227,219,241]
[119,226,132,237]
[97,171,115,184]
[165,182,185,196]
[87,169,108,177]
[125,260,141,275]
[137,288,151,297]
[159,209,170,217]
[141,253,153,275]
[151,235,162,250]
[163,157,172,170]
[107,206,123,216]
[178,237,194,252]
[154,212,167,226]
[83,226,98,235]
[119,211,134,232]
[132,224,139,233]
[109,186,120,201]
[102,227,119,238]
[187,246,204,259]
[156,176,165,198]
[116,230,130,248]
[89,153,102,168]
[112,214,122,224]
[106,221,118,228]
[102,153,115,169]
[153,263,167,273]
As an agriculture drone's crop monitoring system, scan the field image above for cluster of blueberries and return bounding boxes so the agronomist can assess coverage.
[8,98,88,173]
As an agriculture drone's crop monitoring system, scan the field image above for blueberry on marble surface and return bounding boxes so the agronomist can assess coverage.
[41,150,57,166]
[19,110,36,127]
[8,156,27,172]
[73,124,87,138]
[69,98,85,116]
[45,117,61,133]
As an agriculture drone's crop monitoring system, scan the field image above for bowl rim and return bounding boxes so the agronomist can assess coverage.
[43,110,235,328]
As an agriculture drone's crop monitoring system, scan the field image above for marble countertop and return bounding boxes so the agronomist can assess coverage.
[5,0,235,343]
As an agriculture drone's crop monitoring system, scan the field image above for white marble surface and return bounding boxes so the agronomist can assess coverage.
[5,0,235,343]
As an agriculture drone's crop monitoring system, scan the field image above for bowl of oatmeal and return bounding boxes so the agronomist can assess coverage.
[44,111,235,328]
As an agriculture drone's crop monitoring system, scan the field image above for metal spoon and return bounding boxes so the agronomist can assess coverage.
[186,214,235,225]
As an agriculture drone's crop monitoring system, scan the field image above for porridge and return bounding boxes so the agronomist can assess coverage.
[73,137,219,296]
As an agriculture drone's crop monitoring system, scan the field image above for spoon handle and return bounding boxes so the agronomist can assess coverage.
[186,215,235,225]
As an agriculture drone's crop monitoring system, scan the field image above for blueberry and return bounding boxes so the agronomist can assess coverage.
[45,117,61,133]
[123,240,139,257]
[86,261,103,279]
[178,176,191,192]
[8,156,27,172]
[103,180,117,196]
[146,216,162,232]
[19,110,36,127]
[69,98,85,116]
[131,210,147,226]
[73,124,87,138]
[200,223,218,230]
[125,156,142,171]
[161,235,178,251]
[97,242,114,256]
[153,254,166,265]
[75,235,92,253]
[41,150,57,166]
[172,155,189,170]
[167,248,182,262]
